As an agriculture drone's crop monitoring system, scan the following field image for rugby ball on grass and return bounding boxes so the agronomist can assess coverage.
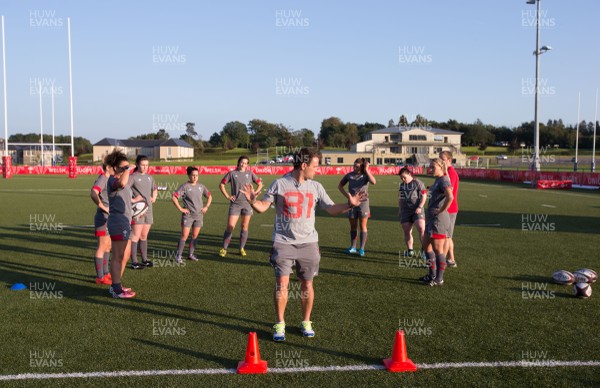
[132,199,149,218]
[552,270,575,285]
[573,268,597,284]
[573,282,592,299]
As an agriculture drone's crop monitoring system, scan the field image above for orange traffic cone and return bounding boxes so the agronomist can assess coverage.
[237,332,268,374]
[383,330,417,372]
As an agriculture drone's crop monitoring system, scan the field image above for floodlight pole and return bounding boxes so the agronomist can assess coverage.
[593,88,598,172]
[39,80,44,166]
[51,87,56,165]
[67,17,74,157]
[2,15,7,156]
[574,92,580,172]
[530,0,542,172]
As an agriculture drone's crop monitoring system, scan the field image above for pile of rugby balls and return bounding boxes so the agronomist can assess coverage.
[552,268,597,299]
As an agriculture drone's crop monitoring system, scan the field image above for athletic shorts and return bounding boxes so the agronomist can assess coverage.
[447,213,457,238]
[182,213,203,228]
[107,219,132,241]
[348,202,370,219]
[425,211,451,239]
[135,209,154,225]
[400,209,425,224]
[269,242,320,281]
[228,202,253,216]
[94,209,108,237]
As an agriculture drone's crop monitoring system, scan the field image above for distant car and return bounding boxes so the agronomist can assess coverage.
[468,156,480,161]
[496,155,508,160]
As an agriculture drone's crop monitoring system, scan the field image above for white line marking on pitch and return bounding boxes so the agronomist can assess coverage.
[1,360,599,381]
[541,204,556,208]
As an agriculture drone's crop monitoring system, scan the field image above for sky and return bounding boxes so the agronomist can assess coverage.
[1,0,599,144]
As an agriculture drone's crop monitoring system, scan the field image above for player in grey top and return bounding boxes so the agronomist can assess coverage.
[129,155,158,269]
[239,148,365,342]
[172,166,212,263]
[218,156,263,257]
[90,163,113,285]
[398,167,427,258]
[420,158,453,287]
[104,149,141,299]
[338,158,376,257]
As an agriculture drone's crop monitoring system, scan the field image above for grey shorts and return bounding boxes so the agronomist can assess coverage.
[229,202,253,216]
[270,242,320,281]
[425,211,451,239]
[400,209,425,224]
[107,218,132,241]
[135,209,154,225]
[349,202,370,219]
[447,213,457,238]
[181,213,203,228]
[94,210,108,237]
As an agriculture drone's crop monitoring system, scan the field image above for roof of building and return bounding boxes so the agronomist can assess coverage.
[370,126,463,135]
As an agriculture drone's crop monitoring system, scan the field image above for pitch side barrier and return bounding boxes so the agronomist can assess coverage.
[456,168,600,189]
[0,165,424,176]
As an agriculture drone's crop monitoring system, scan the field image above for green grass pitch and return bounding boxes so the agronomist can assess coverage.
[0,174,599,387]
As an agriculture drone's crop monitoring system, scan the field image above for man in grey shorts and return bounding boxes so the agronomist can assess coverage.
[240,148,364,342]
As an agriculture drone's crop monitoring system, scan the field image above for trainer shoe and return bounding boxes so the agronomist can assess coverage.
[219,248,227,257]
[273,322,286,342]
[109,286,136,299]
[404,249,415,257]
[358,249,365,257]
[104,273,112,282]
[188,254,199,261]
[428,279,444,287]
[130,262,145,270]
[447,260,457,268]
[240,248,247,257]
[300,321,315,338]
[345,247,357,254]
[142,260,154,267]
[95,276,111,285]
[419,274,435,283]
[175,256,183,264]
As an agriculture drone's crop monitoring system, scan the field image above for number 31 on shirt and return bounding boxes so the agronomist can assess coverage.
[283,192,315,219]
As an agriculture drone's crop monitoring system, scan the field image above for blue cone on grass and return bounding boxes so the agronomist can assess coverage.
[10,283,27,291]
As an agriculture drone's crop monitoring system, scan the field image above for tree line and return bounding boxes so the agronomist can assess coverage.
[7,114,599,160]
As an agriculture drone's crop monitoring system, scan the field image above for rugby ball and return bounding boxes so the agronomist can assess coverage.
[552,270,575,285]
[573,282,592,299]
[573,268,597,284]
[132,199,149,218]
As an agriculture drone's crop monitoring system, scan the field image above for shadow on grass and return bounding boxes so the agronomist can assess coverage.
[132,338,237,368]
[366,207,600,234]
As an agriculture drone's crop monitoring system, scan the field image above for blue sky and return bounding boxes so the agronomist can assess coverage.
[1,1,599,143]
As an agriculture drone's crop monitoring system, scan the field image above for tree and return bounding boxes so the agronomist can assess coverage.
[129,129,169,140]
[208,132,222,147]
[221,121,249,149]
[185,122,198,139]
[398,115,408,127]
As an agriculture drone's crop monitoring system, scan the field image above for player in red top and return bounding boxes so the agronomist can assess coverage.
[440,151,459,267]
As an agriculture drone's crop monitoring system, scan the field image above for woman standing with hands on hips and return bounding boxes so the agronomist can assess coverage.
[172,166,212,263]
[338,158,376,257]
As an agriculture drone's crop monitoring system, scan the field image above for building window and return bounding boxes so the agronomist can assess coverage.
[376,158,382,165]
[325,157,331,165]
[409,135,427,141]
[384,136,389,143]
[444,136,448,143]
[337,157,343,164]
[390,146,401,154]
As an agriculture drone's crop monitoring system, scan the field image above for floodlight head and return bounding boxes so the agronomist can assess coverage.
[540,46,552,52]
[526,0,536,4]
